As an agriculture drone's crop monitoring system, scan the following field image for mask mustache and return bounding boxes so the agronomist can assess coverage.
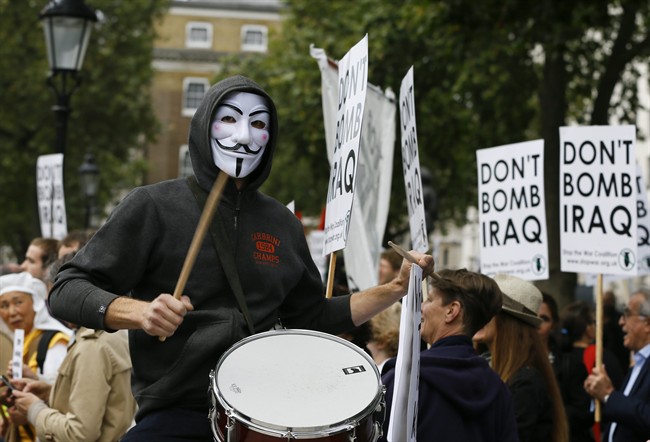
[216,140,263,154]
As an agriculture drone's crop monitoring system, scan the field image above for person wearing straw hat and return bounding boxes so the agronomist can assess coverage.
[584,288,650,442]
[474,273,569,442]
[48,75,434,441]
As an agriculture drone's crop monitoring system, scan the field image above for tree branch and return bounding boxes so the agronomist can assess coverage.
[591,4,644,124]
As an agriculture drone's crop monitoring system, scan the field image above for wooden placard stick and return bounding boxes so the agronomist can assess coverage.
[388,241,440,281]
[159,173,229,342]
[325,252,337,299]
[595,273,604,422]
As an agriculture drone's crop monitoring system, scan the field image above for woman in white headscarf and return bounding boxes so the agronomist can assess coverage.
[0,272,72,441]
[0,271,71,383]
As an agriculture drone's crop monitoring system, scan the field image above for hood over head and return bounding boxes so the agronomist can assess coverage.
[189,75,279,192]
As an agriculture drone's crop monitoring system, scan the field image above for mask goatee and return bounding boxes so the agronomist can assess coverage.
[236,158,243,177]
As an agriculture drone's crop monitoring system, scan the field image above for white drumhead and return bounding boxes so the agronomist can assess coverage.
[215,330,380,431]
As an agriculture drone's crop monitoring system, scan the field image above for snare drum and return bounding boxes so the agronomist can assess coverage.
[209,329,385,441]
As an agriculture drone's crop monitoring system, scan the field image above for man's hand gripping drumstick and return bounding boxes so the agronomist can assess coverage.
[101,174,229,340]
[158,173,230,341]
[349,241,436,327]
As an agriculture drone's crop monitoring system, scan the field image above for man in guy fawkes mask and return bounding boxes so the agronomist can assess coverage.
[49,75,434,441]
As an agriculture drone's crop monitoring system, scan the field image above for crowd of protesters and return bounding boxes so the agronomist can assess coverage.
[1,230,649,441]
[1,73,649,442]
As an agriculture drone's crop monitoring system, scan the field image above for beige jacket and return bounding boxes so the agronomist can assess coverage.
[29,328,135,442]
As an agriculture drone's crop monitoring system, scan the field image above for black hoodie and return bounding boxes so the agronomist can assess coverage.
[50,75,353,421]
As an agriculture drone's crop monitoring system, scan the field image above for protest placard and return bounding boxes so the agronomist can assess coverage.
[476,140,548,280]
[11,329,24,380]
[36,153,67,239]
[560,125,637,275]
[399,67,428,252]
[387,264,422,442]
[322,35,369,256]
[311,45,395,290]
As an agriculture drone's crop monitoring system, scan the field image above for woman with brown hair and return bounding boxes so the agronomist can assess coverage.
[366,302,401,373]
[474,274,569,442]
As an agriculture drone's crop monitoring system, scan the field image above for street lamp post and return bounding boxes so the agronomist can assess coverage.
[40,0,97,156]
[78,153,100,228]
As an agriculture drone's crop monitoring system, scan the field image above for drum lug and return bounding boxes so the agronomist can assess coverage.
[348,425,357,442]
[226,412,237,442]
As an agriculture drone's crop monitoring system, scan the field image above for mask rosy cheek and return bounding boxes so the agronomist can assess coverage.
[262,134,268,141]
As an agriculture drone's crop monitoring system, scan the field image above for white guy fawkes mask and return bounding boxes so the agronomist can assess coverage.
[210,91,271,178]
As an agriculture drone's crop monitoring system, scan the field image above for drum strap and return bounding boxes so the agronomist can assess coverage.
[187,176,255,335]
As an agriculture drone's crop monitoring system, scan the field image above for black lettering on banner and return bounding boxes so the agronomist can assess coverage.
[400,84,414,132]
[406,167,423,215]
[481,185,540,214]
[481,216,542,247]
[54,204,65,224]
[562,172,632,198]
[563,139,633,166]
[639,225,650,247]
[344,150,356,193]
[562,205,632,237]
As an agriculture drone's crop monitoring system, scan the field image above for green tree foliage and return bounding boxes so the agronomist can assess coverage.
[0,0,167,257]
[218,0,650,303]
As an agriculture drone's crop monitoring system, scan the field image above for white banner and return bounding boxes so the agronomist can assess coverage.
[476,140,548,280]
[37,154,67,239]
[322,35,369,255]
[399,67,428,253]
[387,265,422,442]
[560,125,637,275]
[311,45,395,290]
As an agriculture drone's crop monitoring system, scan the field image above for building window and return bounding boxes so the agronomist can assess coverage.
[241,25,268,52]
[186,22,213,49]
[182,78,210,117]
[179,144,192,178]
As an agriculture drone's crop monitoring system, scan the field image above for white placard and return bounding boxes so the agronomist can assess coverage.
[11,329,24,379]
[387,265,422,442]
[311,45,396,291]
[560,125,637,275]
[37,153,68,239]
[322,35,369,255]
[399,67,428,252]
[476,140,548,280]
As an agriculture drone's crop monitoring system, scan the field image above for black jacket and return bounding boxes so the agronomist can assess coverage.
[49,75,353,420]
[380,335,518,442]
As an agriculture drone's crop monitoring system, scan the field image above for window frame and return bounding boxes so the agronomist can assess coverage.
[240,24,268,53]
[181,77,210,117]
[185,21,213,49]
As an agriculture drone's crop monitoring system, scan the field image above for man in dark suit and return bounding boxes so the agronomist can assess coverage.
[584,288,650,442]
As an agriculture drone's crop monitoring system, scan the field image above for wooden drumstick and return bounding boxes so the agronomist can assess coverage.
[159,173,229,342]
[387,241,440,280]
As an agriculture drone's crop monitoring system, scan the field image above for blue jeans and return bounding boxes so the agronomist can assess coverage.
[120,408,212,441]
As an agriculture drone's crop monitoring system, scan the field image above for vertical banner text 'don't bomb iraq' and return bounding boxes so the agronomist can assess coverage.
[323,35,369,255]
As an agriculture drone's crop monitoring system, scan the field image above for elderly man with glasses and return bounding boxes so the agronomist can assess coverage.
[584,288,650,442]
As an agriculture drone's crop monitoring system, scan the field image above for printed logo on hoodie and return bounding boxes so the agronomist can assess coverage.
[251,232,280,267]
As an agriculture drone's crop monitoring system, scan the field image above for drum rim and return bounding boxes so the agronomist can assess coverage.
[211,329,384,436]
